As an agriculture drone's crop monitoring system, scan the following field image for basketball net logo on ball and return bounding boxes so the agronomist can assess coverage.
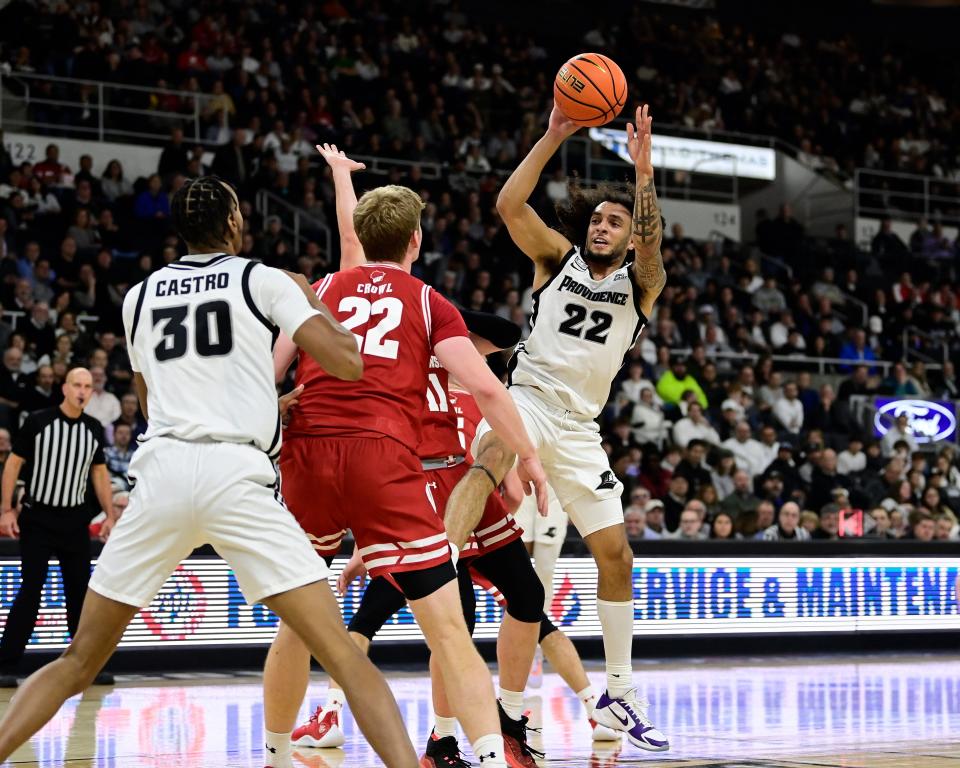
[554,52,627,127]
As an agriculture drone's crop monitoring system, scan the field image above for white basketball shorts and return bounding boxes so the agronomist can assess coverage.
[515,482,568,547]
[474,385,624,538]
[90,437,327,608]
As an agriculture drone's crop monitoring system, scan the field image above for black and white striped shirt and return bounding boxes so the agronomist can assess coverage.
[12,407,106,509]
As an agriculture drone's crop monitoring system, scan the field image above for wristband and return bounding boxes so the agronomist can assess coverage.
[470,463,498,490]
[449,541,460,569]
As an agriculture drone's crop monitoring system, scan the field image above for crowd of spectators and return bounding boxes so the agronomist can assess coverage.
[0,0,958,546]
[2,0,960,182]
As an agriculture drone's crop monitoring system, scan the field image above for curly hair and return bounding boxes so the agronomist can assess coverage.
[553,180,636,245]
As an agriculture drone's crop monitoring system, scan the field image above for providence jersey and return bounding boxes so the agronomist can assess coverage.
[509,247,648,418]
[122,253,320,459]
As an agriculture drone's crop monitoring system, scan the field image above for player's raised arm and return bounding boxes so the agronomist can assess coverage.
[317,143,366,270]
[496,106,577,278]
[273,144,367,383]
[434,335,549,516]
[626,104,667,318]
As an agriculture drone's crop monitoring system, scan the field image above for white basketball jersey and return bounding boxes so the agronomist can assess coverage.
[509,247,647,418]
[122,253,320,459]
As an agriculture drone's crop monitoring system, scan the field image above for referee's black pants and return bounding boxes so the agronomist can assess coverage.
[0,513,91,673]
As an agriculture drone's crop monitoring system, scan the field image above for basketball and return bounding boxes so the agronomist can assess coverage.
[554,52,628,127]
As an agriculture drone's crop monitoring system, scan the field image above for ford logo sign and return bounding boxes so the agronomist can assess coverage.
[874,399,957,444]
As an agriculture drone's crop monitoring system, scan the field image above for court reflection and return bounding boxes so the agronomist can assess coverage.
[4,654,959,767]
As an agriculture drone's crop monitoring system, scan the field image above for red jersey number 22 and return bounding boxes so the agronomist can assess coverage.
[338,296,403,359]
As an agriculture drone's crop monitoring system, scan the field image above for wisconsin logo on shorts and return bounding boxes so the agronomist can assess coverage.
[596,470,618,491]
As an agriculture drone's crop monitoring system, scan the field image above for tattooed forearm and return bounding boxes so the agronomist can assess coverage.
[633,179,662,250]
[634,252,667,293]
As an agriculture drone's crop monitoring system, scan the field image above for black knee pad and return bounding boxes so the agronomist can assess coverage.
[539,613,558,643]
[392,560,457,601]
[458,565,477,636]
[346,576,407,640]
[472,538,544,623]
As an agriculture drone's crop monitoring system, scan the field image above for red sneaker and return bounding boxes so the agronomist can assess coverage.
[291,705,345,748]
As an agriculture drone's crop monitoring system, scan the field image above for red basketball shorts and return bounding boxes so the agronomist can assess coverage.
[423,461,522,560]
[279,435,450,578]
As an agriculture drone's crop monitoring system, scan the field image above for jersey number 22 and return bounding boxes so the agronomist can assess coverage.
[338,296,403,360]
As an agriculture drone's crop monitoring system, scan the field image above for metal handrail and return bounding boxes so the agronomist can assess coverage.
[255,189,332,259]
[854,167,960,225]
[2,70,216,99]
[839,290,868,327]
[0,70,219,143]
[665,347,942,376]
[901,324,948,364]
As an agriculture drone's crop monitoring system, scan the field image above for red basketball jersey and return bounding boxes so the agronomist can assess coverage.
[453,389,483,463]
[418,359,470,460]
[286,262,468,452]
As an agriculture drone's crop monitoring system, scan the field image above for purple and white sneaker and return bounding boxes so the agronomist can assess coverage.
[591,688,669,752]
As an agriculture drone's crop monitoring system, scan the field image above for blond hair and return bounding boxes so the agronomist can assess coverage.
[353,185,425,263]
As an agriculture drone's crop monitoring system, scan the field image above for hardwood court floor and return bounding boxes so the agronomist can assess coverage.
[2,653,959,767]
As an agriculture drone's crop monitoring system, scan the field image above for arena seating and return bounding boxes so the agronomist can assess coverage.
[0,0,958,545]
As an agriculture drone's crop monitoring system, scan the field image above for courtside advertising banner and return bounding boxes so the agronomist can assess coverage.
[1,557,957,648]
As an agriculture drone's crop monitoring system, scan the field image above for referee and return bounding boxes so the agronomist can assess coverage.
[0,367,118,687]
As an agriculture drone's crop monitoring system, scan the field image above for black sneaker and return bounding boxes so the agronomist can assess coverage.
[497,701,544,767]
[420,730,471,767]
[93,672,115,686]
[0,675,18,688]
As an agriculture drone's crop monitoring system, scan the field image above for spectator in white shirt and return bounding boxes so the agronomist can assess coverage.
[630,385,668,448]
[837,436,867,475]
[773,380,805,436]
[756,424,780,472]
[672,401,721,449]
[619,362,653,405]
[722,420,768,477]
[881,414,919,458]
[84,366,120,427]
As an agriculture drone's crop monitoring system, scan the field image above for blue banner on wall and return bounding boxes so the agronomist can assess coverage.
[1,557,957,648]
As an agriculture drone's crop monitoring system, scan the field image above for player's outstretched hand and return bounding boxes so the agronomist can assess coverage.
[547,104,580,140]
[316,143,366,174]
[518,455,550,518]
[500,469,525,514]
[625,104,654,183]
[279,384,304,426]
[0,510,19,539]
[337,547,367,595]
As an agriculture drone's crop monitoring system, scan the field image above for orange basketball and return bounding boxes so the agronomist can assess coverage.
[554,52,628,127]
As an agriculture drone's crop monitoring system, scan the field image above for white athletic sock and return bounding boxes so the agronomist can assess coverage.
[325,687,344,709]
[577,685,598,717]
[264,730,292,767]
[498,687,524,721]
[472,733,507,766]
[597,598,634,697]
[434,715,457,739]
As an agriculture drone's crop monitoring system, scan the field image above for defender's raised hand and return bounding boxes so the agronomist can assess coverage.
[316,143,366,174]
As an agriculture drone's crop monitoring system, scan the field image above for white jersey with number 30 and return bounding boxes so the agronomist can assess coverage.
[509,247,647,419]
[122,253,320,459]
